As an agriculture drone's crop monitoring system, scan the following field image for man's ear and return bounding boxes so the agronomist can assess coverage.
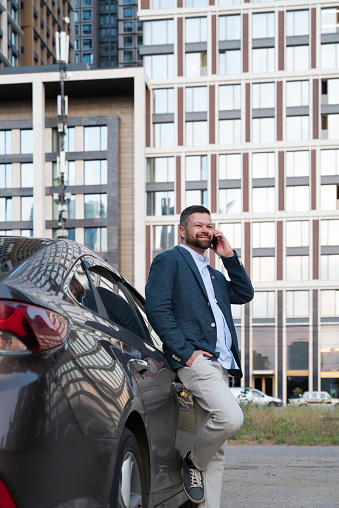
[179,225,185,242]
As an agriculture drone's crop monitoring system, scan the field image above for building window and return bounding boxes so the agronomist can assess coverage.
[286,151,309,176]
[20,230,33,237]
[82,9,93,20]
[154,123,175,147]
[252,257,275,282]
[219,15,241,41]
[83,53,94,64]
[147,191,175,215]
[321,44,339,70]
[68,161,76,186]
[153,0,174,8]
[253,118,275,143]
[84,126,107,151]
[124,36,133,47]
[123,7,133,17]
[220,223,241,250]
[286,46,309,71]
[219,188,241,214]
[186,121,208,146]
[252,48,275,73]
[185,0,207,6]
[0,164,12,188]
[219,85,241,110]
[322,78,339,104]
[52,228,75,240]
[253,326,275,370]
[252,222,275,248]
[253,82,275,109]
[0,130,12,154]
[286,221,309,247]
[153,225,174,258]
[286,256,309,281]
[0,198,12,221]
[252,152,275,178]
[84,227,107,252]
[286,10,309,36]
[146,157,174,182]
[144,19,174,45]
[286,326,309,370]
[84,194,107,219]
[321,290,339,316]
[253,292,275,318]
[84,160,107,185]
[21,163,34,188]
[322,114,339,140]
[286,81,309,107]
[124,51,133,62]
[21,196,33,221]
[286,291,309,317]
[286,186,309,212]
[154,88,174,114]
[252,187,275,213]
[186,18,207,43]
[321,7,339,34]
[252,12,275,39]
[186,190,207,207]
[320,325,339,381]
[186,87,208,112]
[186,52,207,77]
[219,50,241,75]
[286,116,309,142]
[20,129,33,154]
[145,55,174,79]
[219,153,241,179]
[186,155,207,180]
[321,255,339,281]
[320,184,339,210]
[321,220,339,246]
[219,119,241,145]
[123,22,133,32]
[82,39,93,50]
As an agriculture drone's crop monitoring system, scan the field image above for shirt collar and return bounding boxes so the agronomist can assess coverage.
[179,243,210,266]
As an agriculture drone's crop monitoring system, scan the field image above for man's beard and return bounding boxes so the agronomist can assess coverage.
[185,232,212,251]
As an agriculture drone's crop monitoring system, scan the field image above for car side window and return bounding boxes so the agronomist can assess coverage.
[86,267,144,337]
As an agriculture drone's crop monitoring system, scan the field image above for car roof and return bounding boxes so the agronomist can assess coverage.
[0,236,53,277]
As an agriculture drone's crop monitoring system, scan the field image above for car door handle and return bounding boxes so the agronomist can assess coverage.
[171,381,185,392]
[128,359,150,374]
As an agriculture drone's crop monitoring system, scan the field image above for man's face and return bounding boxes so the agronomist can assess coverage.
[180,212,214,252]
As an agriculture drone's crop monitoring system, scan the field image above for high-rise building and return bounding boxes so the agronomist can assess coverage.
[0,0,23,66]
[73,0,142,68]
[138,0,339,403]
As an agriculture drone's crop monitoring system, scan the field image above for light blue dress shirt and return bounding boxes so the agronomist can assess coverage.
[179,244,238,370]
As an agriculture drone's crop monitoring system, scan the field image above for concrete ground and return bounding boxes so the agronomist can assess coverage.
[221,445,339,508]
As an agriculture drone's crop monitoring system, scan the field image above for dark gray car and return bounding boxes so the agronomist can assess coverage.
[0,236,195,508]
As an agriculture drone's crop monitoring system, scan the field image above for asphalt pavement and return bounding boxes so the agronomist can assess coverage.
[221,445,339,508]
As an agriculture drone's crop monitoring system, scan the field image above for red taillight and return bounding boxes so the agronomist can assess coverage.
[0,479,17,508]
[0,300,68,355]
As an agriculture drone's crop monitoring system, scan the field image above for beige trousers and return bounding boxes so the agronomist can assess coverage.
[177,354,243,508]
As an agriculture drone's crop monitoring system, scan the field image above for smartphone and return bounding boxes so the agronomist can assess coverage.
[211,235,218,249]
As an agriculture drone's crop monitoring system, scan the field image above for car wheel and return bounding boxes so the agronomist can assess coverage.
[111,428,147,508]
[181,500,196,508]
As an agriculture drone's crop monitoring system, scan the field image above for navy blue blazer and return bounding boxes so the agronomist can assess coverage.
[145,245,254,377]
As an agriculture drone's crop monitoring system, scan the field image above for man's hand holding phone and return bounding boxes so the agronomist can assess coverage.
[211,230,234,258]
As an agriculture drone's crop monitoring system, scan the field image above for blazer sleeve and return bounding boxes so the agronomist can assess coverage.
[145,251,195,365]
[221,252,254,304]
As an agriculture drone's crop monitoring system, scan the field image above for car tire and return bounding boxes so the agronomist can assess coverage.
[181,500,196,508]
[267,401,277,407]
[111,428,147,508]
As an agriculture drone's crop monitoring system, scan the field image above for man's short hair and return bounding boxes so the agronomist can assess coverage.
[179,205,211,227]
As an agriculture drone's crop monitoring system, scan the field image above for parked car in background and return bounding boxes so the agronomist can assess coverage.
[229,387,283,407]
[288,391,339,408]
[0,236,196,508]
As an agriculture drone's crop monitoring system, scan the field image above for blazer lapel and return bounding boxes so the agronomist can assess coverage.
[176,246,209,300]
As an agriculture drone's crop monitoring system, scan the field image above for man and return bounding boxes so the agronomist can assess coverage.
[145,205,254,507]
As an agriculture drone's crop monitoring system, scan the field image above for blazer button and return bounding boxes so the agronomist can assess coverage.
[207,302,211,306]
[211,323,216,327]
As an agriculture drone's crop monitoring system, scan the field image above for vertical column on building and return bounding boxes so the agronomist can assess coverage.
[177,17,183,77]
[313,219,319,280]
[146,224,151,278]
[243,13,248,73]
[243,152,249,212]
[278,151,284,211]
[277,290,283,400]
[211,154,217,213]
[176,155,181,213]
[313,79,319,140]
[277,81,283,141]
[209,85,215,145]
[33,79,45,238]
[278,11,284,71]
[146,88,151,148]
[313,289,319,391]
[211,15,216,75]
[178,86,183,146]
[311,149,316,210]
[244,221,251,387]
[245,83,250,143]
[277,221,283,280]
[311,8,316,69]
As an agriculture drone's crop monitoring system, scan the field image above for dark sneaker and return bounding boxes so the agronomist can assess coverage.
[181,452,205,504]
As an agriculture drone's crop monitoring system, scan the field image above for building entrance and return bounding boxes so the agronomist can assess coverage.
[253,376,274,396]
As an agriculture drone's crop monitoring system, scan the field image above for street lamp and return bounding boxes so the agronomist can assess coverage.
[55,19,70,239]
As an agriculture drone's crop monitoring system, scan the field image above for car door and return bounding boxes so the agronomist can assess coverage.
[70,259,195,501]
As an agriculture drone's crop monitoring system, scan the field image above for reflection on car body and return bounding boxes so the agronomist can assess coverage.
[0,236,195,508]
[230,387,283,407]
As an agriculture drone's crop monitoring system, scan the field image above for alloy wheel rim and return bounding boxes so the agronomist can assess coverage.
[119,451,143,508]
